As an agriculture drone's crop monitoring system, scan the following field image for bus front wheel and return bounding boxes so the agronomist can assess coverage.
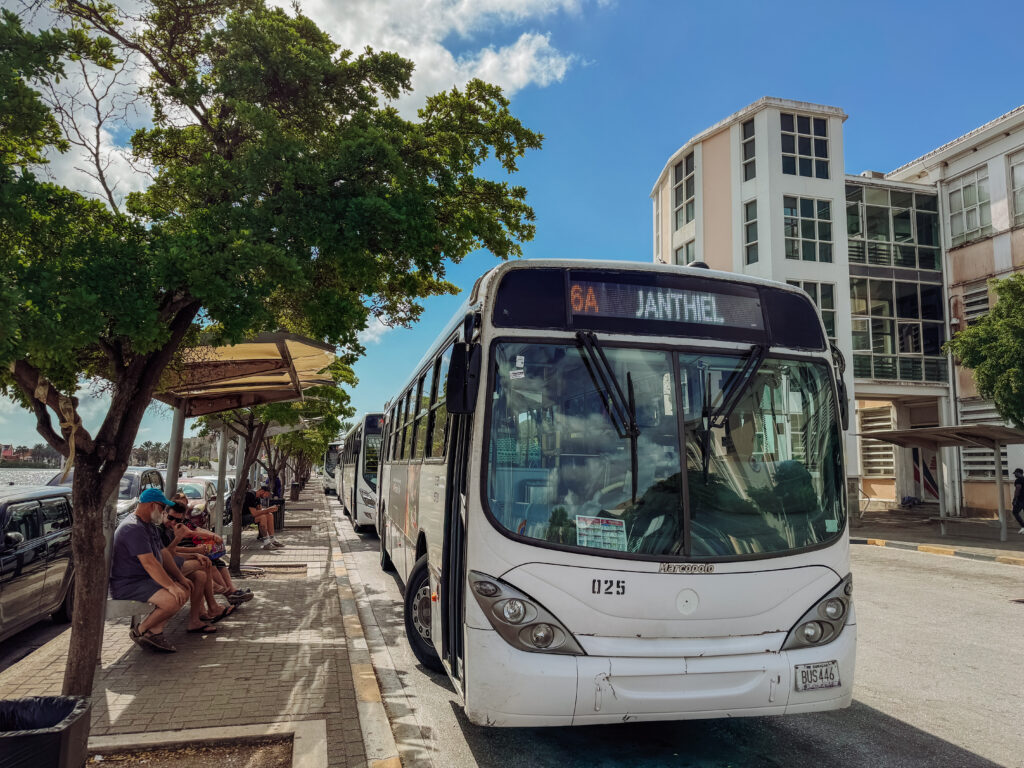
[404,555,444,673]
[379,510,395,571]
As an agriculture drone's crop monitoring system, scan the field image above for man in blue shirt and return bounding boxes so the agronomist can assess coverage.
[109,487,190,652]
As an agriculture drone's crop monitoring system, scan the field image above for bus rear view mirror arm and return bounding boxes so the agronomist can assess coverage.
[447,342,482,414]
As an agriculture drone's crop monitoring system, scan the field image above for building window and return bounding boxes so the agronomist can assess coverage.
[1010,149,1024,228]
[850,276,947,383]
[672,152,695,230]
[960,400,1009,480]
[963,283,990,325]
[780,112,828,179]
[674,240,695,265]
[784,196,832,262]
[743,200,758,264]
[846,184,940,271]
[859,406,895,478]
[948,167,992,247]
[741,119,755,181]
[787,280,835,340]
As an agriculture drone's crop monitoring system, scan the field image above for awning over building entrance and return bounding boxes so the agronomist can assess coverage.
[860,424,1024,541]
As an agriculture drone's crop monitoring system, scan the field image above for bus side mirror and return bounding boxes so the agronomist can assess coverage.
[446,342,481,415]
[836,378,850,431]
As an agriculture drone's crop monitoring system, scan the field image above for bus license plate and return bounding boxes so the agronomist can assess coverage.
[794,661,840,691]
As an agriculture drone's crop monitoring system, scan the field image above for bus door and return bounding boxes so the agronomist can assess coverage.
[440,412,472,683]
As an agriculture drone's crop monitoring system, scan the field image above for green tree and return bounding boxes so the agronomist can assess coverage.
[945,274,1024,427]
[1,0,540,699]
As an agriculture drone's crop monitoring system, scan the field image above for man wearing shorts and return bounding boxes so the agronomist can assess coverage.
[109,487,191,651]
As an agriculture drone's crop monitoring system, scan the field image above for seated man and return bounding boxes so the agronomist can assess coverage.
[243,480,284,550]
[109,488,191,652]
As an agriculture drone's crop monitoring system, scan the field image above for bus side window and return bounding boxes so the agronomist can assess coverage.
[429,344,453,458]
[401,392,414,461]
[414,371,432,459]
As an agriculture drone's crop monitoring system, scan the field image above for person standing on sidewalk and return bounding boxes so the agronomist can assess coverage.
[1012,468,1024,534]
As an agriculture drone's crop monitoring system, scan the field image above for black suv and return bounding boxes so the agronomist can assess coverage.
[0,485,75,642]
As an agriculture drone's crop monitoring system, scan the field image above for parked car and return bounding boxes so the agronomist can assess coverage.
[47,466,164,521]
[192,475,236,525]
[0,485,75,642]
[176,479,219,529]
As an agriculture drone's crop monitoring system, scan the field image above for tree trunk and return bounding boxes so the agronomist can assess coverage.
[62,455,120,697]
[228,422,267,575]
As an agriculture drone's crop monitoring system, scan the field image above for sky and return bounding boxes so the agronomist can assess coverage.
[3,0,1023,449]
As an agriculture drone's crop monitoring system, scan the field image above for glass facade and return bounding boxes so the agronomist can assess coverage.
[673,153,695,230]
[947,167,992,246]
[846,184,940,270]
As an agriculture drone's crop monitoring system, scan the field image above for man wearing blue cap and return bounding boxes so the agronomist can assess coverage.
[109,487,192,651]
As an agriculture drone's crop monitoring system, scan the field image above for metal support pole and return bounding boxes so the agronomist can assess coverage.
[994,440,1007,542]
[234,437,245,483]
[935,442,947,537]
[215,427,229,538]
[165,405,185,496]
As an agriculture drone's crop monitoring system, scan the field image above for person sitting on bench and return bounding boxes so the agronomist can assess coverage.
[109,488,191,652]
[243,480,284,550]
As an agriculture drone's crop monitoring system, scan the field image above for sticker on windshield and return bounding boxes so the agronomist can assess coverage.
[825,519,838,533]
[509,369,525,380]
[576,515,627,551]
[515,355,525,368]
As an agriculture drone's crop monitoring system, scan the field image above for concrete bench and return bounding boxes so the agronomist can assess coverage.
[105,598,152,630]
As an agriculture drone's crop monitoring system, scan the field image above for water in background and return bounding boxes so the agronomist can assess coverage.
[0,468,57,487]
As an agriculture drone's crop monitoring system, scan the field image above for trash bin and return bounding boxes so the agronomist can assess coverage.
[290,481,300,501]
[270,496,286,530]
[0,696,91,768]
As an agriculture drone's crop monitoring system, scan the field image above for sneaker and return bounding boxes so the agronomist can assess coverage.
[262,540,276,550]
[228,590,254,604]
[271,538,286,549]
[1018,527,1024,534]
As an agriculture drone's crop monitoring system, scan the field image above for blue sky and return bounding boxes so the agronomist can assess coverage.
[3,0,1021,449]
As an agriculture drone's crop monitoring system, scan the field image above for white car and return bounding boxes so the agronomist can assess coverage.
[176,479,220,529]
[191,475,236,526]
[48,466,164,521]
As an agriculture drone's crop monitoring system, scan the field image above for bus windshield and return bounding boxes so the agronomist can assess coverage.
[485,342,845,560]
[363,434,381,490]
[325,446,340,475]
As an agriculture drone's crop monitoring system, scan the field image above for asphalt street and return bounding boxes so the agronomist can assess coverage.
[332,497,1024,768]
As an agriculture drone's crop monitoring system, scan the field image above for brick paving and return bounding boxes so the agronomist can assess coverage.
[0,486,367,767]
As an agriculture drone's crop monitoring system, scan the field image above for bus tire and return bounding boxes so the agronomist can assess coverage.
[404,555,443,673]
[379,512,395,572]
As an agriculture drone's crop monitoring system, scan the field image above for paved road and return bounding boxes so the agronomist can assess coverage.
[334,499,1022,768]
[0,621,68,673]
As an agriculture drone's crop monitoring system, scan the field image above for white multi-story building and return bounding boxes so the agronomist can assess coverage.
[650,97,1024,516]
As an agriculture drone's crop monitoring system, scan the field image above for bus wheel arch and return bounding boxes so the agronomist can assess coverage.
[379,505,394,571]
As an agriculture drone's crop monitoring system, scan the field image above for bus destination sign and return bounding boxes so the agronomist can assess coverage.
[569,279,764,330]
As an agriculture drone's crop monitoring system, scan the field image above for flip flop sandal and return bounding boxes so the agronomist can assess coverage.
[129,626,144,646]
[208,604,236,623]
[139,631,177,652]
[186,624,218,634]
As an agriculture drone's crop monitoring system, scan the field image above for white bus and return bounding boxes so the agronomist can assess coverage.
[376,259,854,727]
[322,441,342,495]
[338,413,384,532]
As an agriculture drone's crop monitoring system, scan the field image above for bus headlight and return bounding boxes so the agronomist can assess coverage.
[359,488,377,507]
[468,571,585,656]
[782,573,852,651]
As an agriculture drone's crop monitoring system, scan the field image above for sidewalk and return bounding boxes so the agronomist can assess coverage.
[0,486,370,767]
[850,509,1024,567]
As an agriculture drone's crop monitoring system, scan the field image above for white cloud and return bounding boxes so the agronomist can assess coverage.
[358,315,395,345]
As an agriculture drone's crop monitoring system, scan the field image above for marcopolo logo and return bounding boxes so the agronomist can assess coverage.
[659,563,715,574]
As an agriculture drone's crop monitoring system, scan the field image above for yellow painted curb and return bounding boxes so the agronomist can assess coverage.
[995,555,1024,566]
[918,545,956,556]
[352,662,382,703]
[371,758,403,768]
[866,539,887,546]
[343,614,364,638]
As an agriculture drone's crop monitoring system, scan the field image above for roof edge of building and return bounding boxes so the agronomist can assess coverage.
[650,97,848,198]
[887,103,1024,179]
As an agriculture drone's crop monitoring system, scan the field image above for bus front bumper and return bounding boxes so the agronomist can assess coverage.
[464,623,855,727]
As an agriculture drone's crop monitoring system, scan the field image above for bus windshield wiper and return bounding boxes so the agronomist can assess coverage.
[701,344,767,483]
[575,331,640,504]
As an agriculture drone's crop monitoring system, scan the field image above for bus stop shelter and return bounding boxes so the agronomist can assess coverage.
[862,424,1024,541]
[153,332,336,499]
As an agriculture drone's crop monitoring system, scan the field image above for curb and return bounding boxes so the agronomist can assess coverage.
[326,495,402,768]
[850,537,1024,567]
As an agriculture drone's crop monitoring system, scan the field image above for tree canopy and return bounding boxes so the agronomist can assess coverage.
[946,274,1024,428]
